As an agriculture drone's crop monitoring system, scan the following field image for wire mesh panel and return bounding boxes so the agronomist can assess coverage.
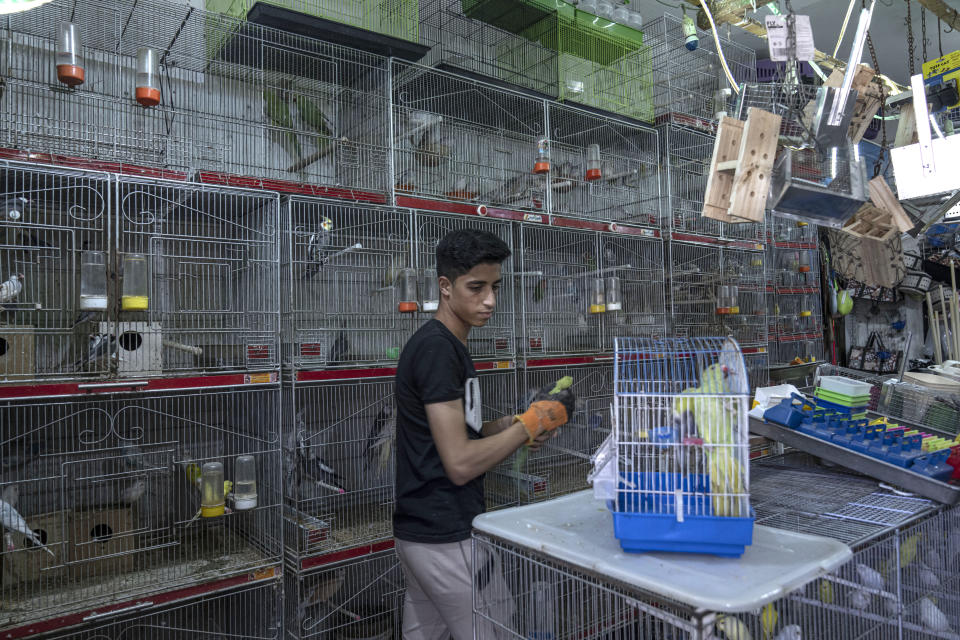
[284,199,415,370]
[0,162,111,383]
[413,211,515,361]
[207,0,420,43]
[645,14,757,127]
[42,579,282,639]
[662,125,722,238]
[116,176,280,375]
[877,381,960,436]
[606,337,753,555]
[391,61,548,211]
[743,351,770,391]
[547,104,660,226]
[418,0,560,98]
[776,247,821,288]
[0,0,392,194]
[472,531,700,640]
[720,246,768,349]
[285,548,404,640]
[512,363,613,504]
[0,386,283,630]
[669,241,721,340]
[284,377,396,558]
[517,225,601,356]
[598,232,667,346]
[478,368,528,511]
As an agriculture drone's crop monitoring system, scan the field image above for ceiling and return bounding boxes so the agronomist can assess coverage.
[630,0,960,88]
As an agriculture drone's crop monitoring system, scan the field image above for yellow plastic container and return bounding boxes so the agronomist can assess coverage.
[121,295,149,311]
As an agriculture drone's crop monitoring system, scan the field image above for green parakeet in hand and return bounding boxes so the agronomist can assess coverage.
[263,88,302,163]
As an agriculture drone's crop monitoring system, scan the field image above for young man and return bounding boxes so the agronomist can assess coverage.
[393,229,575,640]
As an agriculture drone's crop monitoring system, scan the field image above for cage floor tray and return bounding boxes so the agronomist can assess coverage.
[472,490,851,612]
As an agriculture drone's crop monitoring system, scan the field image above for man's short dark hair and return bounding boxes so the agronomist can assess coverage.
[436,229,511,282]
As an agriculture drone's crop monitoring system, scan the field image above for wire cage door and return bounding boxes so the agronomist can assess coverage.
[115,176,281,376]
[598,336,754,557]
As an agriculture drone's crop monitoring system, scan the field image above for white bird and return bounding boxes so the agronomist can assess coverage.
[0,485,55,557]
[920,597,951,632]
[849,588,871,611]
[2,196,28,221]
[883,594,899,617]
[773,625,802,640]
[119,479,147,505]
[0,273,24,304]
[856,563,885,591]
[917,562,941,589]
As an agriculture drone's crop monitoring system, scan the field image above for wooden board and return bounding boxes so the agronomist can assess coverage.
[868,175,914,233]
[0,510,68,590]
[71,507,135,577]
[0,325,35,378]
[702,116,744,223]
[894,102,919,148]
[838,203,905,288]
[727,107,782,223]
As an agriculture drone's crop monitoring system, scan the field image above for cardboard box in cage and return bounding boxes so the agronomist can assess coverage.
[0,325,35,378]
[101,321,162,377]
[0,509,68,589]
[70,507,135,578]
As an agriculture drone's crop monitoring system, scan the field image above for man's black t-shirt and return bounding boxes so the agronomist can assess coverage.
[393,319,485,543]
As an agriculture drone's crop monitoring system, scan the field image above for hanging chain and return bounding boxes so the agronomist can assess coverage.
[939,17,944,58]
[921,5,927,62]
[907,0,915,76]
[863,0,887,176]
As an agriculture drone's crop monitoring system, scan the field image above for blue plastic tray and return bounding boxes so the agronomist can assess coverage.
[611,472,755,558]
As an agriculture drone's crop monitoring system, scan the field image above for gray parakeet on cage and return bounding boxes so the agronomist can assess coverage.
[1,485,55,557]
[262,88,302,164]
[73,332,116,371]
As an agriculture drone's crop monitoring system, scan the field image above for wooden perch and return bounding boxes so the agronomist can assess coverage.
[867,176,914,233]
[702,108,781,224]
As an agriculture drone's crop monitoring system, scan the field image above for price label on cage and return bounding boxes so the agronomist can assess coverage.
[764,15,815,62]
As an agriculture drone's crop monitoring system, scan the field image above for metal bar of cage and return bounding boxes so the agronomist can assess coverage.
[0,0,393,196]
[0,161,112,383]
[285,547,404,640]
[391,59,549,213]
[877,381,960,437]
[0,385,283,631]
[480,368,522,511]
[283,197,416,370]
[412,209,515,361]
[668,241,722,340]
[41,578,283,639]
[115,175,281,375]
[516,224,602,357]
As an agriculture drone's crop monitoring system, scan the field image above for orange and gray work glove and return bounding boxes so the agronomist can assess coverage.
[515,376,577,443]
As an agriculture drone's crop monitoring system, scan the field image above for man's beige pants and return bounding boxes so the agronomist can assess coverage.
[395,538,516,640]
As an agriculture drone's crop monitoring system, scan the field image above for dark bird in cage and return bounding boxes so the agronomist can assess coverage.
[72,310,102,328]
[297,435,346,495]
[328,330,350,365]
[363,402,395,457]
[17,230,54,249]
[1,196,28,222]
[73,332,116,371]
[1,441,42,472]
[301,217,334,281]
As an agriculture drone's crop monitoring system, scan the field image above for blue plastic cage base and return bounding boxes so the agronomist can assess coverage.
[609,508,755,558]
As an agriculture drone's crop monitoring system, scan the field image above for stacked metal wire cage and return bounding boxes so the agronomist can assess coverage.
[40,579,282,639]
[0,386,283,631]
[473,452,957,640]
[284,546,404,640]
[645,14,757,128]
[206,0,421,44]
[0,0,393,196]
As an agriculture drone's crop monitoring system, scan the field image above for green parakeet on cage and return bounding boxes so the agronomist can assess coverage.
[262,88,302,163]
[706,448,744,517]
[673,363,737,445]
[294,94,332,147]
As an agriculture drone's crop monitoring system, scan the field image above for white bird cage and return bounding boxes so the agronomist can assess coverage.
[595,336,753,557]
